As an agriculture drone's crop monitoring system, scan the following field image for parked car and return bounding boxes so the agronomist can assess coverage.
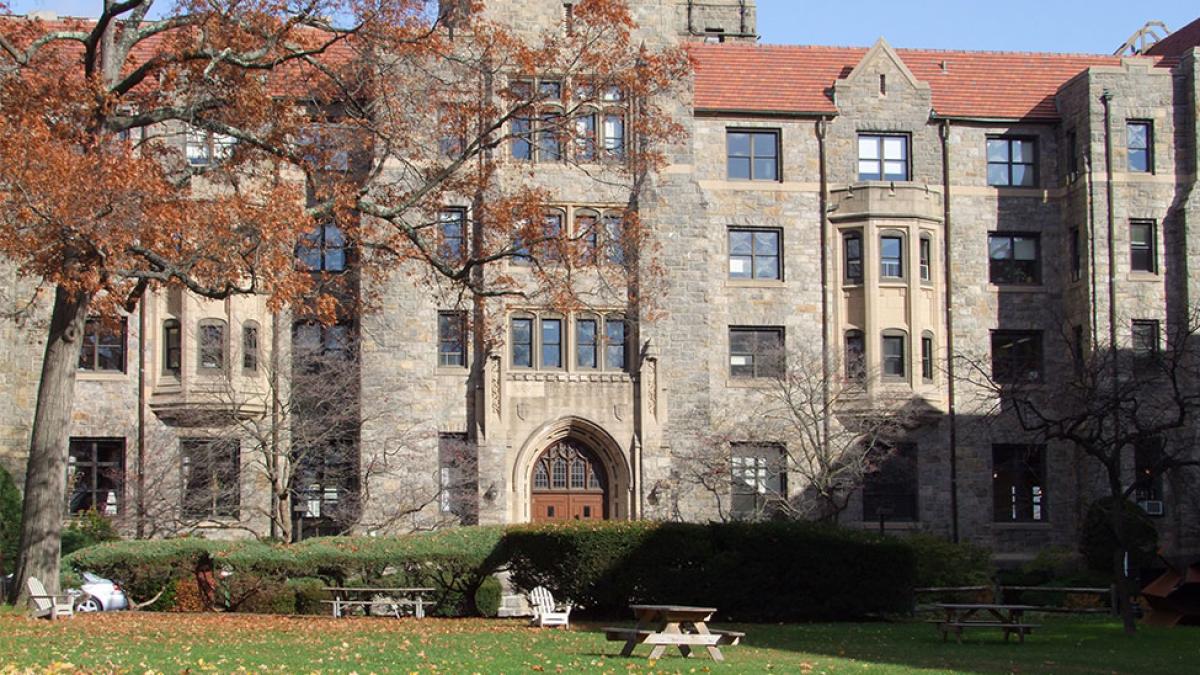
[72,572,128,612]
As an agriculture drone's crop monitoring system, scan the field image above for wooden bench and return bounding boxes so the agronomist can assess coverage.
[321,588,436,619]
[932,620,1041,644]
[603,627,744,646]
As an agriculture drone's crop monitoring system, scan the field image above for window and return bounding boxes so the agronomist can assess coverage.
[67,438,123,516]
[1130,220,1156,273]
[726,129,779,181]
[511,116,533,160]
[730,442,786,519]
[862,442,917,522]
[198,319,226,371]
[602,213,625,265]
[1072,324,1086,375]
[185,126,235,166]
[602,112,625,160]
[728,228,781,280]
[986,137,1036,187]
[511,317,533,368]
[843,231,863,284]
[1069,226,1082,282]
[293,322,353,370]
[605,317,627,371]
[1134,437,1165,508]
[919,235,932,282]
[858,134,908,181]
[993,444,1046,522]
[1132,320,1160,359]
[292,435,357,535]
[881,331,906,378]
[438,433,477,522]
[438,311,467,367]
[538,112,563,161]
[845,330,865,382]
[298,124,351,172]
[576,317,598,369]
[181,438,240,519]
[880,235,904,279]
[296,223,347,272]
[439,209,466,262]
[921,332,934,382]
[541,317,563,368]
[729,327,784,378]
[1126,121,1152,173]
[242,322,259,372]
[991,331,1042,383]
[79,318,126,372]
[163,319,181,374]
[988,233,1040,285]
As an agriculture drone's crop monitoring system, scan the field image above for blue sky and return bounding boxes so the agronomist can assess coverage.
[7,1,1197,55]
[756,0,1196,54]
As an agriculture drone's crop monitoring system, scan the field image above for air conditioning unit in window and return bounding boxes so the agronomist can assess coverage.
[1138,500,1164,516]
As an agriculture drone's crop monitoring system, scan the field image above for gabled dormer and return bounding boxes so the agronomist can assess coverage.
[832,38,932,122]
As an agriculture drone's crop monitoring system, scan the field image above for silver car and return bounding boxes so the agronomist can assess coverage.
[72,572,129,612]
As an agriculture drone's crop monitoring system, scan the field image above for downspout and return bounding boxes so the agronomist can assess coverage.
[1101,90,1118,371]
[939,119,960,543]
[1086,148,1099,343]
[816,117,832,488]
[739,0,747,37]
[135,297,146,539]
[686,0,693,35]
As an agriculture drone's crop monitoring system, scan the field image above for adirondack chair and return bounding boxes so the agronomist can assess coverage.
[528,586,571,628]
[26,577,74,620]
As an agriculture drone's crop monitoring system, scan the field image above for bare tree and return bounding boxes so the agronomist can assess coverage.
[131,327,475,541]
[676,343,931,523]
[956,313,1200,634]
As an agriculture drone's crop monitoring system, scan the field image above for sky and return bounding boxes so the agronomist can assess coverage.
[755,0,1196,54]
[5,1,1197,55]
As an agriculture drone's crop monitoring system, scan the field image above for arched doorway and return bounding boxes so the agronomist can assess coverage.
[530,440,608,522]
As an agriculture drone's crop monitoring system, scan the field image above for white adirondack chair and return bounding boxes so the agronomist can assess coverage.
[26,577,74,620]
[528,586,571,628]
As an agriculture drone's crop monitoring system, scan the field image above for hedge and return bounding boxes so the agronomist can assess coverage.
[502,521,916,620]
[64,521,918,621]
[63,528,505,616]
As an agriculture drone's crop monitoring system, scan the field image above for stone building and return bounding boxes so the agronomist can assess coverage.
[2,1,1199,564]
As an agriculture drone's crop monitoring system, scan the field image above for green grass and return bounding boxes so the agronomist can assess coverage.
[0,612,1194,674]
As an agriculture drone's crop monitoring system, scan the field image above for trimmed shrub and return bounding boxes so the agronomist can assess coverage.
[503,521,915,621]
[474,575,502,617]
[63,539,222,611]
[61,510,121,557]
[1080,497,1158,575]
[288,577,329,615]
[0,466,20,576]
[906,533,993,587]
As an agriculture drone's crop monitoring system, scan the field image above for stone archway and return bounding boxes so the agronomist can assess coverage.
[511,417,632,523]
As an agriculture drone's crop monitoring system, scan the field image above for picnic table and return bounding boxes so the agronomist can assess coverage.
[603,605,744,662]
[932,603,1040,643]
[322,587,436,619]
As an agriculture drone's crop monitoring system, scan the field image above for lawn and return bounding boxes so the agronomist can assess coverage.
[0,611,1195,674]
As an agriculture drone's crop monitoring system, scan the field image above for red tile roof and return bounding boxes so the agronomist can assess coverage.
[692,43,1173,121]
[1146,17,1200,56]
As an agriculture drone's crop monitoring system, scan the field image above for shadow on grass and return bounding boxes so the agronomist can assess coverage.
[580,616,1199,675]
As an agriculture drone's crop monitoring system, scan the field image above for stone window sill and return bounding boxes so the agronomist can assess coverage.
[992,521,1051,530]
[726,279,785,288]
[989,284,1046,294]
[1126,272,1160,282]
[77,372,129,383]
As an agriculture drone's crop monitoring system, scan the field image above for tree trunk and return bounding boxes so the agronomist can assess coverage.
[1109,487,1138,635]
[9,286,91,604]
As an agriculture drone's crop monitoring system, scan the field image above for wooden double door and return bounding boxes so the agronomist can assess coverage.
[530,440,609,522]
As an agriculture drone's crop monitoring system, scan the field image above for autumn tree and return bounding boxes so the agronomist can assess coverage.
[676,343,930,522]
[0,0,687,601]
[956,315,1200,634]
